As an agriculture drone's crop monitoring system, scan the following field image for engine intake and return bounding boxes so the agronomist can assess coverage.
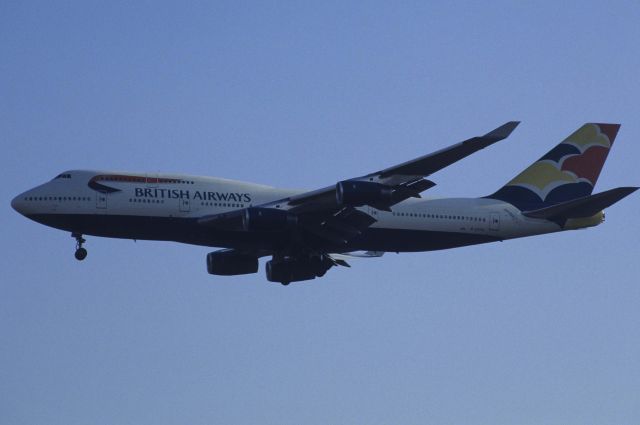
[207,250,259,276]
[336,181,393,207]
[242,207,298,232]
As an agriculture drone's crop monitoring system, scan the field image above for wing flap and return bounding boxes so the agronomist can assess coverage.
[301,207,377,245]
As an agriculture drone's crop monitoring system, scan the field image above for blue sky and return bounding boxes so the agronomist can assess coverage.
[2,1,639,424]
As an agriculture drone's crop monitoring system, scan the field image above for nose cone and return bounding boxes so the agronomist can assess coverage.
[11,193,27,215]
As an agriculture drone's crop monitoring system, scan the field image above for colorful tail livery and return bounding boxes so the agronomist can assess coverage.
[488,123,620,210]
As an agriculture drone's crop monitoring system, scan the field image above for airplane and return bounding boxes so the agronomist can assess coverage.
[11,122,638,285]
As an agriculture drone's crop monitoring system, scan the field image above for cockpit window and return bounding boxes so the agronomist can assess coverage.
[54,173,71,180]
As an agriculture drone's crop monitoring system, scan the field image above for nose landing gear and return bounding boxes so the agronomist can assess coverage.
[72,233,87,261]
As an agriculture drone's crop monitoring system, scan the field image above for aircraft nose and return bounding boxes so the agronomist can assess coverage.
[11,193,27,215]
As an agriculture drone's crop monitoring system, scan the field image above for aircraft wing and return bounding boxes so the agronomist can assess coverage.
[283,120,519,213]
[199,121,519,245]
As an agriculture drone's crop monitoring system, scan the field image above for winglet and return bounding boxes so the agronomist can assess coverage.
[376,121,521,179]
[483,121,520,141]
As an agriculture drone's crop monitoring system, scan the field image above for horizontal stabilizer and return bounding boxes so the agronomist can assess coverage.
[522,186,638,220]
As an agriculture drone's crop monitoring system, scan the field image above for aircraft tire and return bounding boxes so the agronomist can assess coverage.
[75,247,87,261]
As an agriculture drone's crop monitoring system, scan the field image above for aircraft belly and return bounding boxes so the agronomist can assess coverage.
[343,227,502,252]
[24,213,284,250]
[26,213,503,253]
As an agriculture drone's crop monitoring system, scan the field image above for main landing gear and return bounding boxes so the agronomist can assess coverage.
[72,233,87,261]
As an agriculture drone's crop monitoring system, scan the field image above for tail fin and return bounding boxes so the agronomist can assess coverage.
[487,123,620,210]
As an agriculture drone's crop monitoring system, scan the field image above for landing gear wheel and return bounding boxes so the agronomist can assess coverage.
[75,247,87,261]
[72,233,87,261]
[281,281,290,286]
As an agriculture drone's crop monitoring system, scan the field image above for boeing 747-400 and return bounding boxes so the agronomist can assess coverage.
[11,122,637,285]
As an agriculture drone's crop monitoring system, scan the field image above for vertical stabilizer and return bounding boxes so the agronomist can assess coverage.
[487,123,620,210]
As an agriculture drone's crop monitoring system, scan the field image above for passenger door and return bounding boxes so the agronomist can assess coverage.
[489,213,500,231]
[179,197,191,213]
[96,192,107,209]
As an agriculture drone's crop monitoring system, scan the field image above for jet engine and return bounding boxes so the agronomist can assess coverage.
[266,256,333,284]
[242,207,298,232]
[206,250,259,276]
[336,180,393,207]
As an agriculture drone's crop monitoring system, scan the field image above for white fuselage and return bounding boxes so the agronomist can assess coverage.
[12,170,599,253]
